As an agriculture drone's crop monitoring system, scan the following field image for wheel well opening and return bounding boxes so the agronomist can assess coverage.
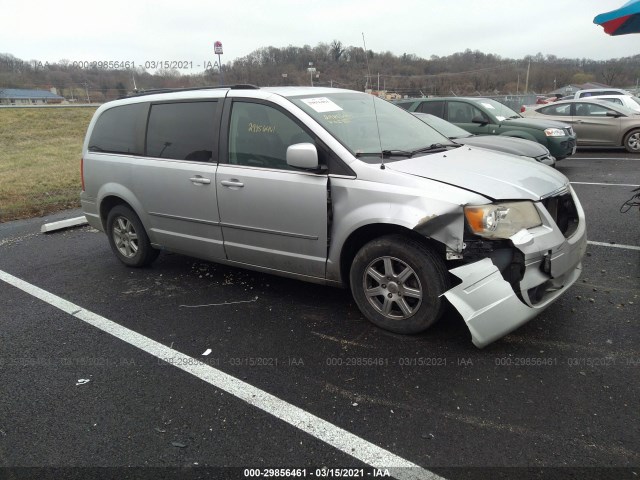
[340,224,446,286]
[99,196,129,230]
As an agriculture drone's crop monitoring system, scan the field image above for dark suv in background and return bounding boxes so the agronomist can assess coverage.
[395,97,577,160]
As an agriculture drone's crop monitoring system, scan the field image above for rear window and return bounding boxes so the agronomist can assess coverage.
[578,90,624,98]
[394,101,413,110]
[88,103,147,155]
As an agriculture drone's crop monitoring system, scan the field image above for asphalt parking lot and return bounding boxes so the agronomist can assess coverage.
[0,148,638,480]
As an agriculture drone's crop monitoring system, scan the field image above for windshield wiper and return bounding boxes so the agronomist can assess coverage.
[355,149,412,158]
[410,143,458,155]
[355,144,457,159]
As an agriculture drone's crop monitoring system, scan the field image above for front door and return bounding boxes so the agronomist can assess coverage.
[216,100,328,279]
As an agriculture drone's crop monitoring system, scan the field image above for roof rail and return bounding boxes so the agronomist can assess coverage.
[125,84,259,98]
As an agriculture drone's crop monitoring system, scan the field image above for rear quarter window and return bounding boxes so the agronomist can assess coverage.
[88,103,147,155]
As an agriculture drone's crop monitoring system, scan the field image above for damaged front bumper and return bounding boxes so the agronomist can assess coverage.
[444,186,587,348]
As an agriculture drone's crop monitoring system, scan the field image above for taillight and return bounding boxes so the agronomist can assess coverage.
[81,157,85,191]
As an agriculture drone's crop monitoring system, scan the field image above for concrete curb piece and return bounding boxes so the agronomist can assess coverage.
[41,216,88,233]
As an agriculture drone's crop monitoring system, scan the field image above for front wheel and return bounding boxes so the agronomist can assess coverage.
[106,205,159,267]
[623,129,640,153]
[349,235,450,334]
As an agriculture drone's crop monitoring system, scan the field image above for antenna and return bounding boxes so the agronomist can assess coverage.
[361,32,372,91]
[362,32,385,170]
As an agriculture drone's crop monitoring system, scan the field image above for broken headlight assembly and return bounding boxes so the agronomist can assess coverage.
[464,201,542,240]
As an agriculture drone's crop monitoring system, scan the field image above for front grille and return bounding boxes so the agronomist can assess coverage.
[541,192,579,238]
[535,153,554,163]
[561,137,577,150]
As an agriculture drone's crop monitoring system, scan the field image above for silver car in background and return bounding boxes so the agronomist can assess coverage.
[81,87,587,347]
[522,98,640,152]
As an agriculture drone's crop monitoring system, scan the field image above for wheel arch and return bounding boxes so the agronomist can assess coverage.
[621,127,640,150]
[96,184,147,232]
[339,223,447,288]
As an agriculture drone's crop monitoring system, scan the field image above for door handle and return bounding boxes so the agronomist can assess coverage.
[189,176,211,185]
[220,179,244,188]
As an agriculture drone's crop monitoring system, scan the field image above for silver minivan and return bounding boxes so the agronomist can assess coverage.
[81,86,587,347]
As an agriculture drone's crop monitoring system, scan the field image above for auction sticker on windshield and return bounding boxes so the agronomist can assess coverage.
[300,97,343,113]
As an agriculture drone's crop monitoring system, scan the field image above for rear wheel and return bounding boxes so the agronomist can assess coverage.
[349,235,450,334]
[623,129,640,153]
[106,205,159,267]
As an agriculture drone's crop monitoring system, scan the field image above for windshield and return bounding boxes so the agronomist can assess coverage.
[412,113,472,139]
[290,92,452,159]
[475,99,521,121]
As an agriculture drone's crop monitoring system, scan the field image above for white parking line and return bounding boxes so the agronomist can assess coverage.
[0,269,443,480]
[587,241,640,252]
[570,182,640,187]
[570,157,640,161]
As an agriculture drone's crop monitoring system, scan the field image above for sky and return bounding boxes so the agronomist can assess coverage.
[2,0,639,73]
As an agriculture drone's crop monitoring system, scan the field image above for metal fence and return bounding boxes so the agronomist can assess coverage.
[480,94,538,112]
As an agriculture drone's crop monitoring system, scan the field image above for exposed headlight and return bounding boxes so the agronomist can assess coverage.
[544,128,566,137]
[464,202,542,239]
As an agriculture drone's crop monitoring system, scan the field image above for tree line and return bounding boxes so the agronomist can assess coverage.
[1,42,638,103]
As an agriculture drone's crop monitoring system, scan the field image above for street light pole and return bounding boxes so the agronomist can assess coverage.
[307,62,316,87]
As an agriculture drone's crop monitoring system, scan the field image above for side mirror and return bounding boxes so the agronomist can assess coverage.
[472,115,489,125]
[286,143,319,170]
[606,111,622,118]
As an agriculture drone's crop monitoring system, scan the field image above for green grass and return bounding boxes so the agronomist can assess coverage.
[0,106,97,222]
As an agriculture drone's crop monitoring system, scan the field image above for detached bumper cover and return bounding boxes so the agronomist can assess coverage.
[444,187,587,348]
[444,257,582,348]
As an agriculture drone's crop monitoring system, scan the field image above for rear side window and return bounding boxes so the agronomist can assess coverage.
[417,101,444,117]
[88,103,147,154]
[146,101,218,161]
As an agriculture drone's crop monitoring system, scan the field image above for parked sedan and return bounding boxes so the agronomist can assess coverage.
[412,112,556,166]
[395,97,577,160]
[521,99,640,153]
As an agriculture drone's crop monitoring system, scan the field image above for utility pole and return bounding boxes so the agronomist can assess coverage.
[524,59,531,94]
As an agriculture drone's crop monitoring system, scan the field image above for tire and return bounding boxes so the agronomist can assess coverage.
[349,234,450,334]
[623,129,640,153]
[106,205,159,267]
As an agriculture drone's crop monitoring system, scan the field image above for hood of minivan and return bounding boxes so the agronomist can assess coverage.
[386,146,568,201]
